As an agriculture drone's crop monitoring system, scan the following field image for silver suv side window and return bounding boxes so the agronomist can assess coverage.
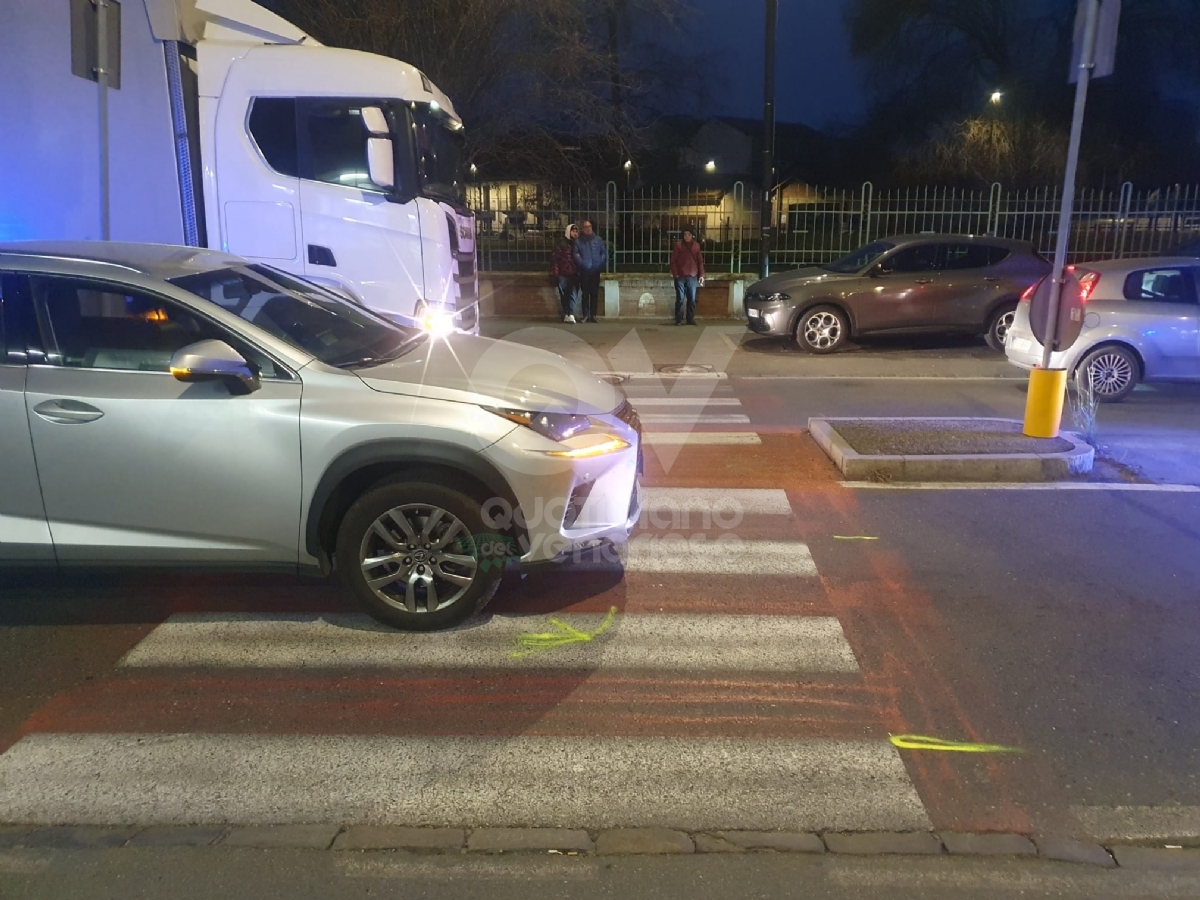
[29,277,282,377]
[1122,268,1196,304]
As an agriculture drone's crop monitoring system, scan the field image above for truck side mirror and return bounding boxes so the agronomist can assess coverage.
[361,106,395,192]
[367,137,395,190]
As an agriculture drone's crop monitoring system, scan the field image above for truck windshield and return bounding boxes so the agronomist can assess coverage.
[170,265,423,368]
[411,102,466,204]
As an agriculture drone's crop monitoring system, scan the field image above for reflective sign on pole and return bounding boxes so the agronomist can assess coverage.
[1071,0,1120,81]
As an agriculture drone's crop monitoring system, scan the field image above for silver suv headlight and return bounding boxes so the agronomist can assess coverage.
[487,408,593,442]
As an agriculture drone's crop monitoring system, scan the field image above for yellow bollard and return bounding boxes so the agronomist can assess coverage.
[1023,368,1068,438]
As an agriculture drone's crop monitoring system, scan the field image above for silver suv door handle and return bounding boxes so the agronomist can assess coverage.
[32,399,105,425]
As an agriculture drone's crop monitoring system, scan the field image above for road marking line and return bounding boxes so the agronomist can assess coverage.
[0,734,929,832]
[643,432,761,446]
[844,482,1200,492]
[833,535,878,541]
[597,371,728,380]
[638,414,751,425]
[1071,805,1200,841]
[119,612,855,672]
[629,398,743,406]
[642,488,792,516]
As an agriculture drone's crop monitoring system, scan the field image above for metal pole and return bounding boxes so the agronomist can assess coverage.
[1040,0,1101,368]
[95,0,111,240]
[759,0,777,279]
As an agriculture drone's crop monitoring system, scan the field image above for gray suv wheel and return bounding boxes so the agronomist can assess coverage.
[337,479,504,630]
[796,305,849,354]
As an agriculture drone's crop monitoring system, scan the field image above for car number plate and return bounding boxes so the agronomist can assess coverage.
[747,308,761,318]
[1010,337,1032,352]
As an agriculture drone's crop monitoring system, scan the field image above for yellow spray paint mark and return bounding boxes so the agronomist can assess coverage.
[511,606,618,658]
[889,734,1024,754]
[833,535,878,541]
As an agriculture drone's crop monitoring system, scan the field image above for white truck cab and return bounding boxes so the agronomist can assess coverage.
[0,0,478,332]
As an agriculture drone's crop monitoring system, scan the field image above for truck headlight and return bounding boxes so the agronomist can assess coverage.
[415,299,457,335]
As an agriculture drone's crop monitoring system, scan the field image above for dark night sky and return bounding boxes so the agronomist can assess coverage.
[683,0,867,129]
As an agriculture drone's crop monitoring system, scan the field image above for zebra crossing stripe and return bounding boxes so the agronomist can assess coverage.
[642,488,792,517]
[629,398,743,406]
[0,733,931,832]
[643,432,761,446]
[638,414,751,425]
[118,612,856,672]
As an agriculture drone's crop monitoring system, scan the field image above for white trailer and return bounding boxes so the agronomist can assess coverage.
[0,0,479,331]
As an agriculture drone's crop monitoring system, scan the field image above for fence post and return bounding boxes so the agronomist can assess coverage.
[987,182,1001,235]
[1115,181,1133,258]
[859,181,873,245]
[732,181,745,274]
[605,181,617,273]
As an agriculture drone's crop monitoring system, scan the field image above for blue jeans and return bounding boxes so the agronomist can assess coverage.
[557,276,580,318]
[674,277,698,323]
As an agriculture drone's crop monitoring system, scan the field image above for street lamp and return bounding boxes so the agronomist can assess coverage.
[990,90,1003,105]
[704,160,716,173]
[623,159,632,190]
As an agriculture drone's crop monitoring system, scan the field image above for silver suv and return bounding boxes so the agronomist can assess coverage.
[0,243,642,630]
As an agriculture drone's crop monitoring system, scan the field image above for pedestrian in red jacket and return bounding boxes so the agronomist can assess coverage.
[550,223,580,323]
[670,228,705,325]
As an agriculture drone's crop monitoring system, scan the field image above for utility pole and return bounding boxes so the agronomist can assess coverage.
[759,0,777,279]
[1024,0,1118,437]
[96,0,111,240]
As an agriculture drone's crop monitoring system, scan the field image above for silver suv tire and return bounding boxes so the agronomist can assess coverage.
[336,479,504,630]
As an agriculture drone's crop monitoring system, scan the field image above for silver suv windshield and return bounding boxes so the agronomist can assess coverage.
[170,265,423,368]
[821,240,895,274]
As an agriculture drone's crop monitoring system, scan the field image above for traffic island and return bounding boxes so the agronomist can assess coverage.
[808,417,1095,482]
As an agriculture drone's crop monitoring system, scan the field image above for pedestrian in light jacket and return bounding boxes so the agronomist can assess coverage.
[670,227,705,325]
[551,222,580,323]
[572,218,607,323]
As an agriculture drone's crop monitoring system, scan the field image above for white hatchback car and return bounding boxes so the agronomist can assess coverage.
[1005,257,1200,401]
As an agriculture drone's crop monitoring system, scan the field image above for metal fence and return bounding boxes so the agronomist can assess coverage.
[467,181,1200,274]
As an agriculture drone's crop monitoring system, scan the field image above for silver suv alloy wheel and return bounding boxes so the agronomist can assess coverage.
[803,311,842,350]
[995,310,1015,342]
[358,504,479,613]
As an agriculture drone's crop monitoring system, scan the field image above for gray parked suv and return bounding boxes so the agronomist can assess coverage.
[0,243,642,630]
[745,235,1050,353]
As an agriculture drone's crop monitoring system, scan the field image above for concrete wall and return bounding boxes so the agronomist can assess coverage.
[480,273,747,320]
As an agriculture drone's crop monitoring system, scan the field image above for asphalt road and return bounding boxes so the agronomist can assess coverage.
[3,326,1200,896]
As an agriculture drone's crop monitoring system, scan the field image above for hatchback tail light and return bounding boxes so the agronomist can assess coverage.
[1020,279,1042,302]
[1078,270,1101,303]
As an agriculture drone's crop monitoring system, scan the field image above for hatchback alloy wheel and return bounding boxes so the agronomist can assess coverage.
[1084,352,1135,398]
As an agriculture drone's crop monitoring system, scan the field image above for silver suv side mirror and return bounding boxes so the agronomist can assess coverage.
[170,340,260,395]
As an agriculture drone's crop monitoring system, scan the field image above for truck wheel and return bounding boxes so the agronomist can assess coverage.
[1075,345,1139,403]
[335,479,505,631]
[795,305,849,354]
[985,305,1017,353]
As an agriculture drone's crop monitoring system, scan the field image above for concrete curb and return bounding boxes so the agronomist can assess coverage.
[2,824,1193,868]
[808,417,1095,482]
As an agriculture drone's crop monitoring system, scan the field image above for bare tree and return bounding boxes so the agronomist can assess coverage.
[274,0,693,182]
[899,116,1067,187]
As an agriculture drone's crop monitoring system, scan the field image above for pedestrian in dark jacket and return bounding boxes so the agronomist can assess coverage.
[670,227,705,325]
[551,222,580,323]
[572,218,607,323]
